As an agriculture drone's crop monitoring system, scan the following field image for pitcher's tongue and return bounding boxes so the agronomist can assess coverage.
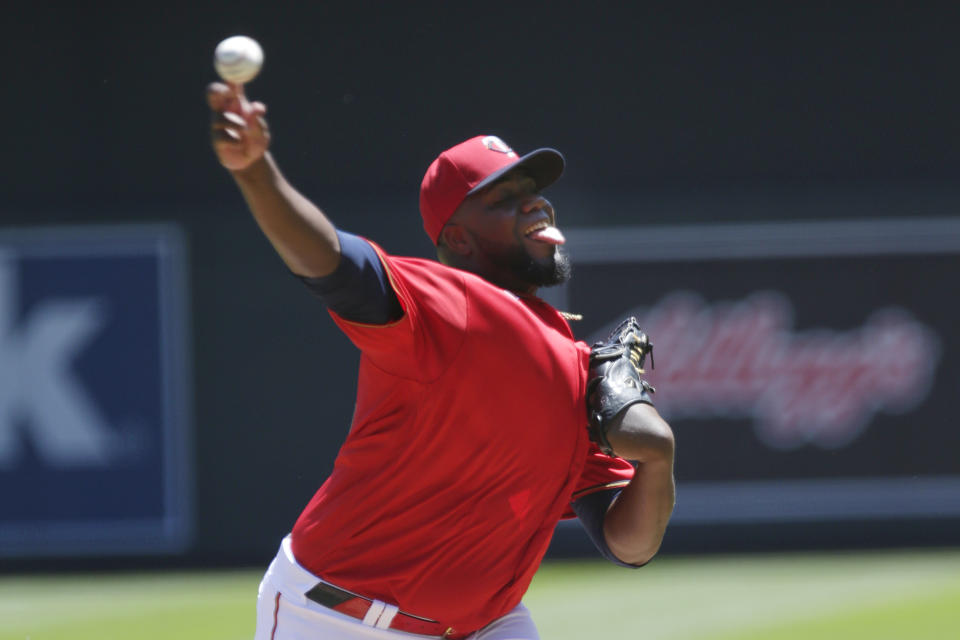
[528,226,566,245]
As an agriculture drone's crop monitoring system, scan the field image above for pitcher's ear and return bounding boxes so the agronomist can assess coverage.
[439,224,471,256]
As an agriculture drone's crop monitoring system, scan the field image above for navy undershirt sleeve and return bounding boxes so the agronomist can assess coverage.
[297,230,403,325]
[571,488,647,569]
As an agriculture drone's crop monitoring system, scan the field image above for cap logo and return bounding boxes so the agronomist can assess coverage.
[482,135,518,158]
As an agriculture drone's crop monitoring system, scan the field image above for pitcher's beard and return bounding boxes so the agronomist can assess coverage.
[497,243,572,288]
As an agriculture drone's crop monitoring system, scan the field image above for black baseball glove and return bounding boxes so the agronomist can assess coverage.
[586,317,655,456]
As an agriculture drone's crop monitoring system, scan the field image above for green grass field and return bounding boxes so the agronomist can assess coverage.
[2,549,958,639]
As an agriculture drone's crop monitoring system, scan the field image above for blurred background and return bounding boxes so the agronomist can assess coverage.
[2,2,959,638]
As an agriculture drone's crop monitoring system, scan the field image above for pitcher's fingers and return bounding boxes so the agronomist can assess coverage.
[212,127,243,145]
[211,111,248,131]
[206,82,234,110]
[230,82,257,118]
[251,101,267,115]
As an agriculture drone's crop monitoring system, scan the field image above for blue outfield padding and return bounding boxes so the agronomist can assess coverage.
[0,224,192,557]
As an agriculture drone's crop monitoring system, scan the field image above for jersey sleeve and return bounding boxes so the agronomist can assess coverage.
[297,231,403,325]
[328,238,468,381]
[562,445,635,519]
[565,447,641,568]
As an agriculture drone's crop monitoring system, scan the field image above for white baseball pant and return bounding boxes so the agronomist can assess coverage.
[254,535,540,640]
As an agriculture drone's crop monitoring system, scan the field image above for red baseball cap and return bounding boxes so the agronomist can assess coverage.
[419,135,565,244]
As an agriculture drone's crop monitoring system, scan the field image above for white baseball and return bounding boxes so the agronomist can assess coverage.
[214,36,264,84]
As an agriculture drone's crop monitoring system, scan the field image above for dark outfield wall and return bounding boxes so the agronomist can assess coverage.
[2,3,959,566]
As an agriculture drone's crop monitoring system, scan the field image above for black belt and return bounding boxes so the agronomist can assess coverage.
[305,581,466,638]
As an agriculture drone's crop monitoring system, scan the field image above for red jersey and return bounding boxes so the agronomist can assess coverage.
[291,241,633,633]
